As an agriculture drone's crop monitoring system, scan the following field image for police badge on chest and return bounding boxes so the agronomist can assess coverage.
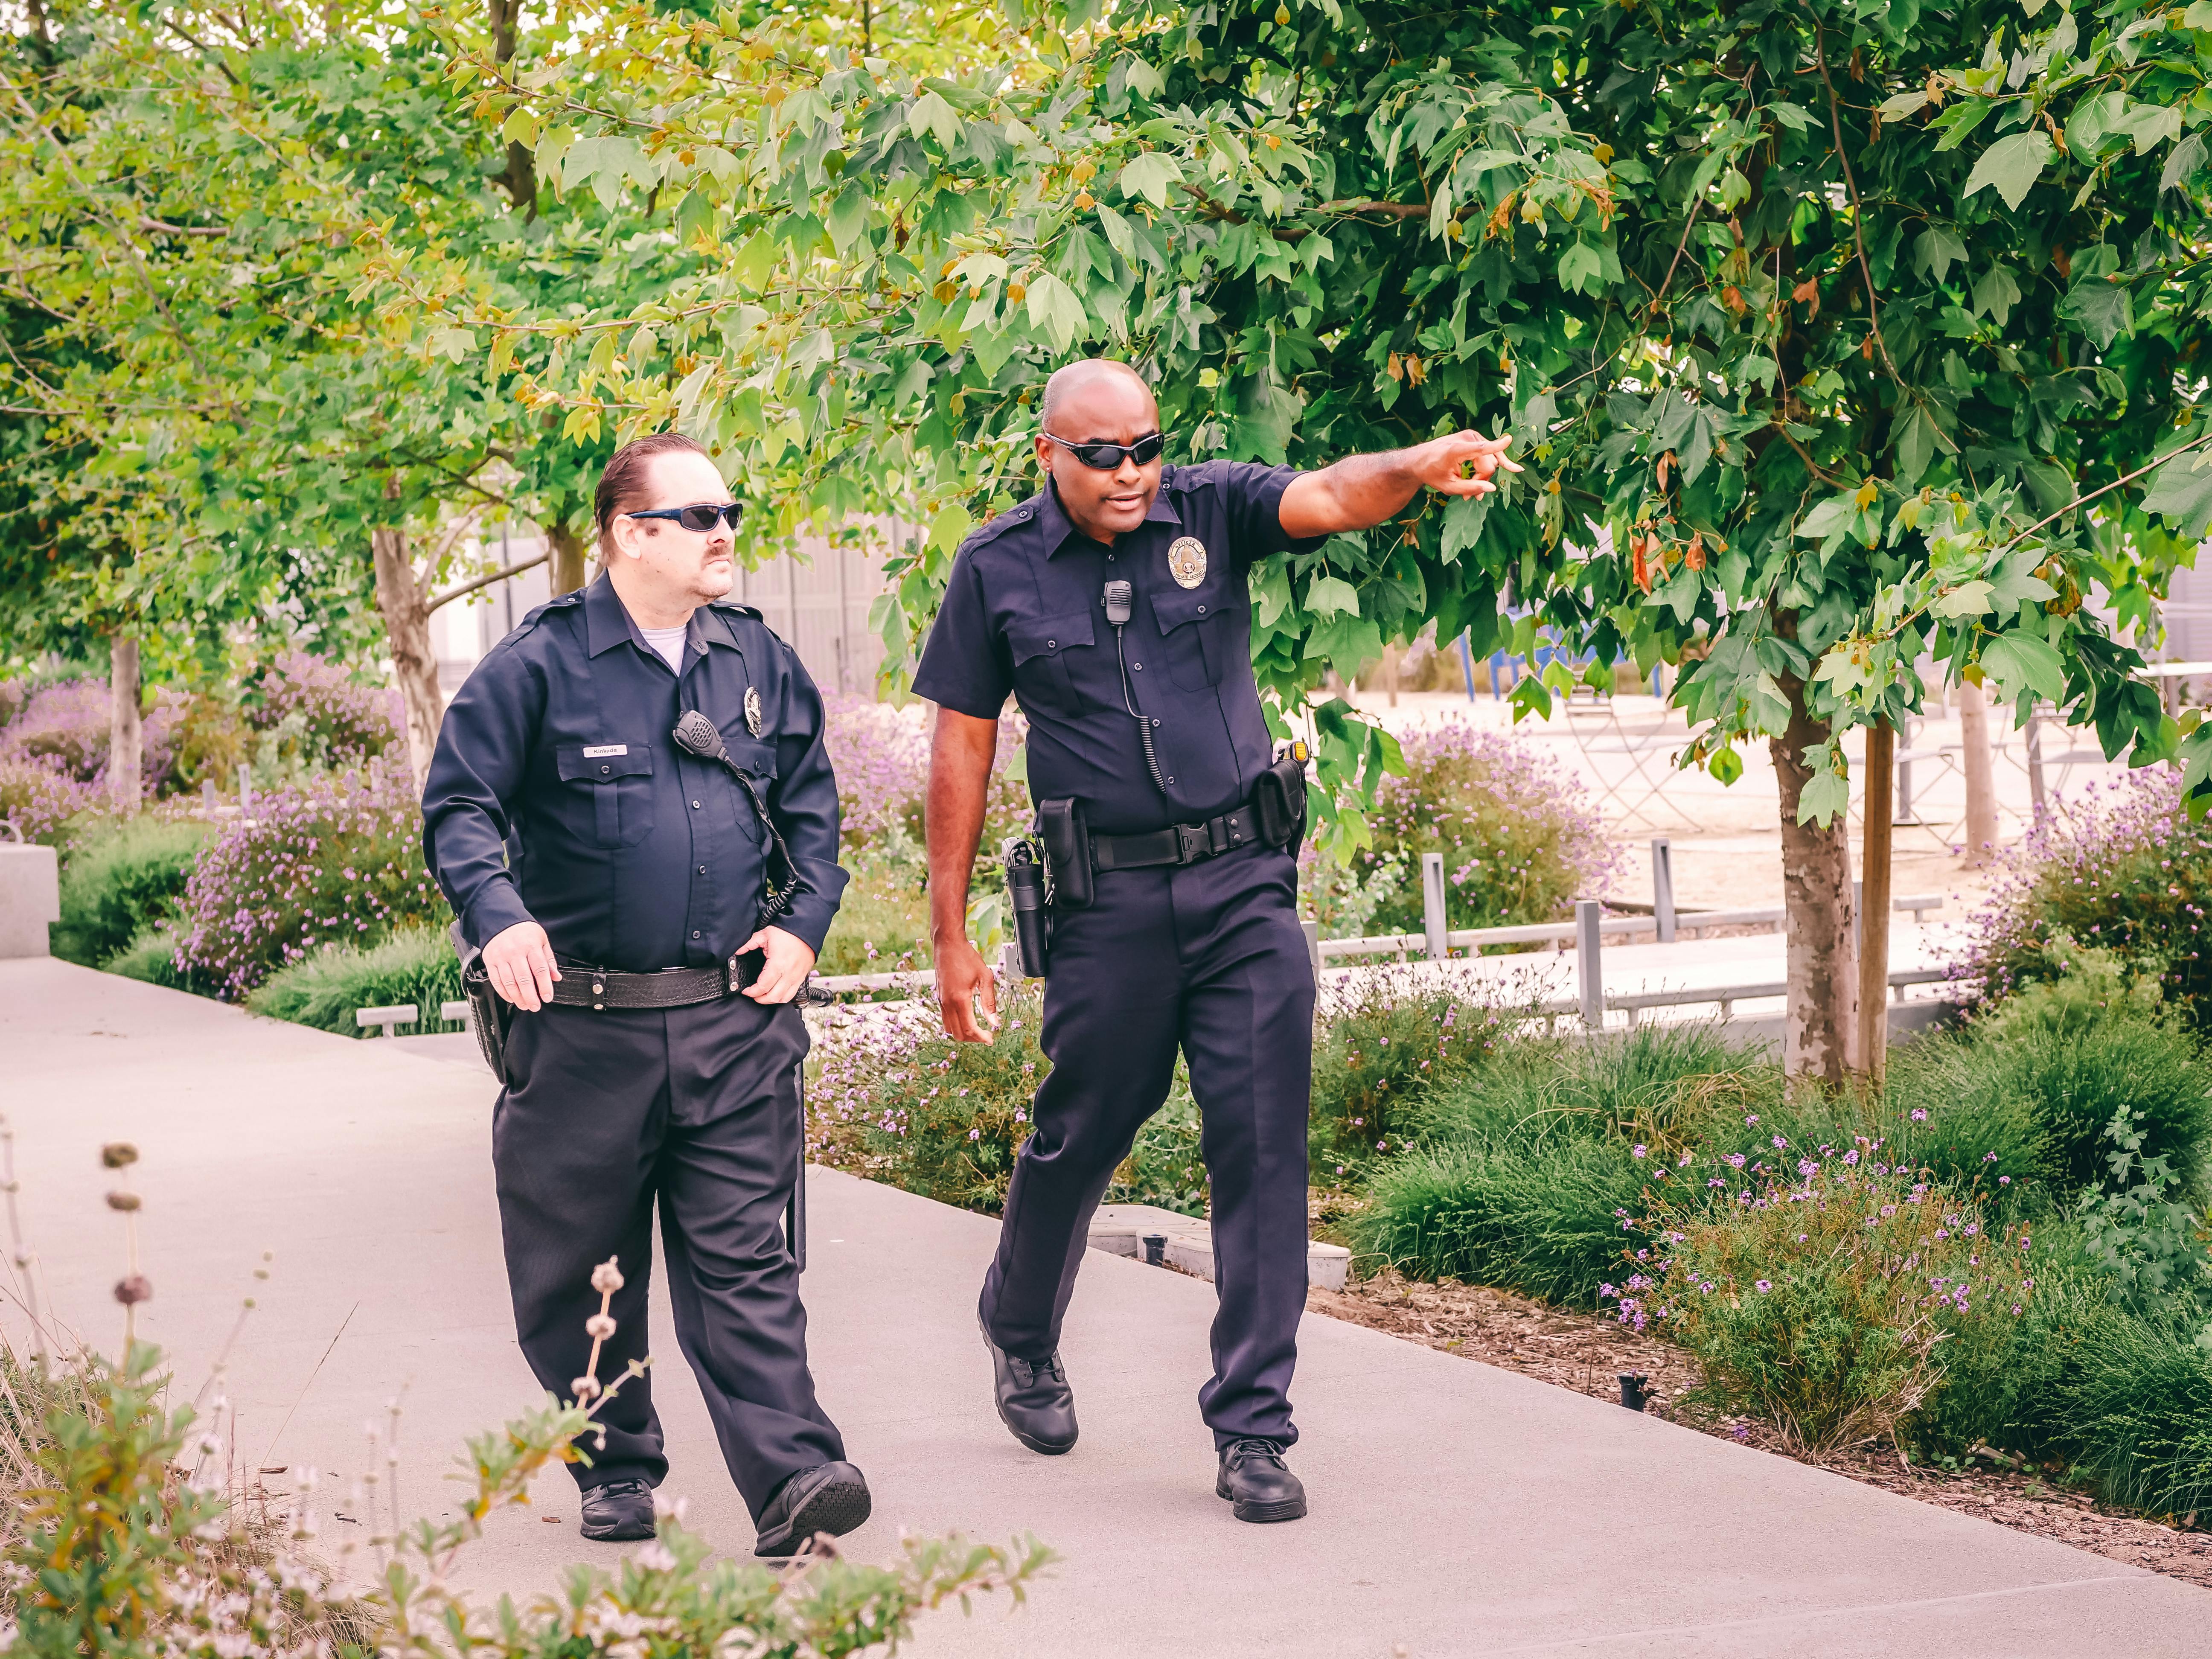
[745,686,763,737]
[1168,536,1207,588]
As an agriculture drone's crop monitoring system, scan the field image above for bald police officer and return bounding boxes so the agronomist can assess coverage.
[917,360,1516,1521]
[423,432,869,1557]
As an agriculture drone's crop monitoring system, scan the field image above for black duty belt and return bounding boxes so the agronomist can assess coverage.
[550,952,760,1011]
[1091,805,1264,872]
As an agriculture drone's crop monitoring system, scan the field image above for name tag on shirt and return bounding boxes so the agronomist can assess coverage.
[582,744,629,758]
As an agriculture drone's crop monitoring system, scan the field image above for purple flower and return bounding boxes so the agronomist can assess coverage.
[1633,1144,1648,1158]
[1755,1280,1772,1293]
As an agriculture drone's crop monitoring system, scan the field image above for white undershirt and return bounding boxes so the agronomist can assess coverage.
[638,623,689,674]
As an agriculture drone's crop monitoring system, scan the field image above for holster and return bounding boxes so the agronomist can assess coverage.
[451,921,512,1085]
[1034,797,1094,910]
[1252,746,1311,854]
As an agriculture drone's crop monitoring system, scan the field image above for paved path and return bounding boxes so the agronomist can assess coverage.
[8,956,2208,1656]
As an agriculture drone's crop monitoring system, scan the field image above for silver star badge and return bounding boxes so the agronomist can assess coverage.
[744,686,763,737]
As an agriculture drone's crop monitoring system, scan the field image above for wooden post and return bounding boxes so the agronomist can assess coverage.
[1857,722,1895,1086]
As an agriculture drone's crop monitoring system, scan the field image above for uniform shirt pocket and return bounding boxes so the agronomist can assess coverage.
[719,736,778,843]
[1150,587,1230,691]
[1006,609,1095,713]
[556,742,656,849]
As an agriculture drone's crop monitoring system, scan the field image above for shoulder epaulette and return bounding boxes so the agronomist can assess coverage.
[709,598,763,619]
[501,588,584,646]
[963,496,1045,550]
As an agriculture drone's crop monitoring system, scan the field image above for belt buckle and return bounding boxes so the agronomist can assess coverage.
[1174,823,1206,864]
[725,953,744,996]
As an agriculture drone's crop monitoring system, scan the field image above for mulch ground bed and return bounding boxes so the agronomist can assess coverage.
[1309,1270,2212,1591]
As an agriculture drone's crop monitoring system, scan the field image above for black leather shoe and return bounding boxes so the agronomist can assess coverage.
[752,1461,872,1559]
[579,1477,657,1541]
[1216,1438,1307,1523]
[979,1313,1077,1455]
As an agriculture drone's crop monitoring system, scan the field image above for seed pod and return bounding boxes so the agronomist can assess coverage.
[105,1190,141,1212]
[585,1313,617,1340]
[114,1275,153,1306]
[101,1143,139,1170]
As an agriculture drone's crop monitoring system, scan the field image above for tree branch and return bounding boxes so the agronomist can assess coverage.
[427,548,551,613]
[1805,6,1902,385]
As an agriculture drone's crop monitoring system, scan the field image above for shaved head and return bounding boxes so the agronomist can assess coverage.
[1033,358,1164,546]
[1039,358,1155,435]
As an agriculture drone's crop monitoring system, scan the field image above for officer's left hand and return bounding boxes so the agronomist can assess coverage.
[739,925,817,1004]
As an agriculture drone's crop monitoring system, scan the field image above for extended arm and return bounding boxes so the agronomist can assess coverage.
[1278,431,1521,539]
[927,706,1001,1042]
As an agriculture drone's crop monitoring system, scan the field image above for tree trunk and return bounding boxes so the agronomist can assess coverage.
[1857,722,1895,1087]
[548,521,591,596]
[107,632,142,816]
[1957,679,2000,866]
[487,0,538,218]
[372,527,445,789]
[1770,659,1860,1086]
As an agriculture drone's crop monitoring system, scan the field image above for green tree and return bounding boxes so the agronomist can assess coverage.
[468,0,2212,1080]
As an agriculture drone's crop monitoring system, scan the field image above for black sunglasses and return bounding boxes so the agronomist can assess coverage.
[1043,431,1167,470]
[628,501,743,533]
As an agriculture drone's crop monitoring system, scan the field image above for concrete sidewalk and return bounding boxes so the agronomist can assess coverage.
[6,957,2207,1656]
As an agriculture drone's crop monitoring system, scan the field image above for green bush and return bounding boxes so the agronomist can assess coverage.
[1959,770,2212,1025]
[2055,1307,2212,1517]
[244,926,465,1036]
[1884,1004,2209,1208]
[104,925,208,994]
[1650,1153,2029,1453]
[52,815,211,967]
[1355,717,1618,936]
[1310,976,1511,1182]
[1349,1134,1653,1307]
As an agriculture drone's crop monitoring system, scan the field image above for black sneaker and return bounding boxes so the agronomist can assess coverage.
[579,1476,657,1541]
[1216,1438,1307,1523]
[752,1461,873,1559]
[978,1313,1077,1455]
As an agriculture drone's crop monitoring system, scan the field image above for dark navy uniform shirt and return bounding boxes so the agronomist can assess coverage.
[912,461,1318,834]
[422,574,848,973]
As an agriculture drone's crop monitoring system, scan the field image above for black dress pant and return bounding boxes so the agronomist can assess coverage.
[493,993,843,1518]
[980,840,1316,1450]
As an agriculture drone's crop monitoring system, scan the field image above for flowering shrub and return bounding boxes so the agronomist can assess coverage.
[820,694,1030,859]
[245,651,403,762]
[811,983,1042,1212]
[809,978,1205,1215]
[1355,718,1618,937]
[1309,972,1510,1182]
[1956,769,2212,1024]
[0,678,184,792]
[172,757,446,998]
[1641,1147,2030,1452]
[0,755,98,845]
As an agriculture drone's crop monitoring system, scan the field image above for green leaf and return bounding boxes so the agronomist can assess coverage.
[1440,493,1490,562]
[1913,225,1969,285]
[1305,574,1362,618]
[1708,743,1743,786]
[1796,496,1857,540]
[1970,265,2021,327]
[1985,557,2058,622]
[1876,90,1932,119]
[1796,768,1850,826]
[1024,272,1089,352]
[1962,131,2055,211]
[1771,100,1821,130]
[1929,579,1994,619]
[908,91,962,150]
[2162,131,2208,192]
[1978,632,2066,705]
[1557,241,1604,294]
[2058,279,2132,350]
[2141,447,2212,538]
[1118,151,1184,209]
[825,183,871,253]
